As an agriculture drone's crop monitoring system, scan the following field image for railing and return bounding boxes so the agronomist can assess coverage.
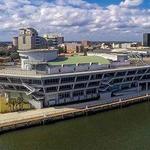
[0,64,150,76]
[0,68,37,76]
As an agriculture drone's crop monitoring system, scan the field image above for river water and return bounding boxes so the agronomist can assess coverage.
[1,102,150,150]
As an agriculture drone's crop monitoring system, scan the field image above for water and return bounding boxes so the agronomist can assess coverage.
[1,103,150,150]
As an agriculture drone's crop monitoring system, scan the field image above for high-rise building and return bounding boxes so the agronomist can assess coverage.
[143,33,150,47]
[18,28,47,50]
[12,37,18,49]
[17,28,64,50]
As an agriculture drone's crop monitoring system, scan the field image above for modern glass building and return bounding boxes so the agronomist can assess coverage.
[143,33,150,47]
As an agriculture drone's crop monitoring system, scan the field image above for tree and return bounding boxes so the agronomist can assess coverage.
[16,96,24,111]
[83,48,88,56]
[6,98,16,112]
[10,52,19,60]
[0,50,6,56]
[58,47,66,53]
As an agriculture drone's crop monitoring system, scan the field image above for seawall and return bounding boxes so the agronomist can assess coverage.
[0,95,150,134]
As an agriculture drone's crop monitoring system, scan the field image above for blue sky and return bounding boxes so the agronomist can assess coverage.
[86,0,149,8]
[0,0,149,41]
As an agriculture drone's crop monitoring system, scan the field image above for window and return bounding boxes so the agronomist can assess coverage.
[0,77,8,82]
[73,90,84,97]
[125,77,133,82]
[140,83,146,91]
[22,79,32,84]
[88,81,100,87]
[146,69,150,73]
[61,77,75,83]
[113,78,123,83]
[86,88,97,95]
[6,85,14,90]
[104,73,114,78]
[148,83,150,90]
[59,85,73,91]
[10,78,21,84]
[15,86,26,91]
[23,36,26,44]
[59,92,70,99]
[116,72,126,76]
[44,78,59,85]
[137,69,146,74]
[127,70,136,75]
[74,83,86,89]
[46,87,58,92]
[131,83,137,88]
[91,74,102,80]
[134,76,141,81]
[32,80,41,85]
[76,75,89,82]
[142,74,150,80]
[121,84,130,90]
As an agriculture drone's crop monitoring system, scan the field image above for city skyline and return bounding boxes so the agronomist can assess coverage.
[0,0,149,41]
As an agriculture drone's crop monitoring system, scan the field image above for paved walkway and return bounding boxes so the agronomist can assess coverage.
[0,94,149,130]
[0,100,105,125]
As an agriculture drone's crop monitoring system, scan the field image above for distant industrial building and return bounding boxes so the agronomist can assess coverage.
[44,33,64,47]
[143,33,150,47]
[112,43,121,49]
[81,40,91,47]
[65,43,84,53]
[121,43,132,49]
[64,41,91,54]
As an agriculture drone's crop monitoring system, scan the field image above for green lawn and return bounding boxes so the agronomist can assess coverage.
[48,55,110,66]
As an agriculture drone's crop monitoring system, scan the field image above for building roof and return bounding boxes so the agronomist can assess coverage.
[48,55,110,66]
[0,65,149,78]
[18,49,57,53]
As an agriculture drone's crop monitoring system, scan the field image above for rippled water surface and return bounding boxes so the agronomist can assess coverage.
[1,103,150,150]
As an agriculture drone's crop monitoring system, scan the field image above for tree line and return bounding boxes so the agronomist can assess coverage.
[0,50,19,60]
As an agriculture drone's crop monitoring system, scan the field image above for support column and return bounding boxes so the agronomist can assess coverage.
[138,83,140,96]
[146,82,148,91]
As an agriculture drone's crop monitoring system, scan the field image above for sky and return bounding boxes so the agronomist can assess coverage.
[0,0,149,41]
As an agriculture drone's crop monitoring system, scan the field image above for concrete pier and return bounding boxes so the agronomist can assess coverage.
[0,95,150,134]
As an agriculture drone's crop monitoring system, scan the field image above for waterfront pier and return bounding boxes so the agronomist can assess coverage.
[0,94,150,134]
